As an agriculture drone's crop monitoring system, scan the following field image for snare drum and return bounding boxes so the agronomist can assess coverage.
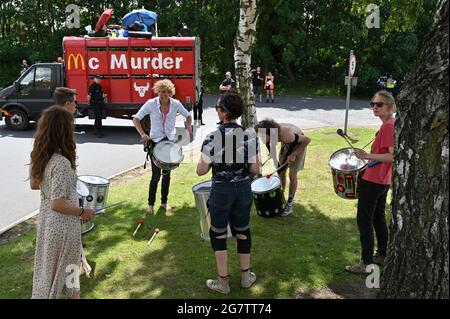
[329,147,368,199]
[251,176,286,217]
[152,140,184,171]
[78,175,110,212]
[192,180,233,241]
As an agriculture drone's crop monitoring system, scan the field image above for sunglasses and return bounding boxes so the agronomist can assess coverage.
[370,102,385,108]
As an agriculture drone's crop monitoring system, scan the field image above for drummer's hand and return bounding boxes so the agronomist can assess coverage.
[141,134,151,142]
[354,150,370,160]
[287,154,297,164]
[80,208,95,221]
[187,126,193,140]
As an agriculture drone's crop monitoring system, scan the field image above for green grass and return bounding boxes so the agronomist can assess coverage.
[0,128,383,299]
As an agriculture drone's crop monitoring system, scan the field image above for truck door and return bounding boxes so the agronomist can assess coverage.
[17,65,55,117]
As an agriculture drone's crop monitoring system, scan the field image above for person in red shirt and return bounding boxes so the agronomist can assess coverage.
[345,91,396,274]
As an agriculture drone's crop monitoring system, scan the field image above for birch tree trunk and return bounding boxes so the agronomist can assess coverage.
[234,0,258,129]
[380,0,449,299]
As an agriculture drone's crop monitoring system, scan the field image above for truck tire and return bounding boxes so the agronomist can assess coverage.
[5,108,30,131]
[140,115,151,134]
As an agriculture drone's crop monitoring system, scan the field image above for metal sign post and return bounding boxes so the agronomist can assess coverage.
[344,50,357,135]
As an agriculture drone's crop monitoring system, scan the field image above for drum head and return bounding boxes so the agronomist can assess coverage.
[78,175,109,186]
[154,141,183,163]
[77,180,89,197]
[251,176,281,194]
[192,180,212,193]
[329,148,367,171]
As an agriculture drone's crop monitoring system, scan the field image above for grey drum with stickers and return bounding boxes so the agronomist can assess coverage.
[78,175,110,213]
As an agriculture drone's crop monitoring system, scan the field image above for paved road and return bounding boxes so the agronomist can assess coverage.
[0,94,376,233]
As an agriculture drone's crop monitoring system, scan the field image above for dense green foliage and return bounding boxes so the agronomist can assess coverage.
[0,0,437,96]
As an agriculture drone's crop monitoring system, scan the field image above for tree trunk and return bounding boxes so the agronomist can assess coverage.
[234,0,258,129]
[380,0,449,299]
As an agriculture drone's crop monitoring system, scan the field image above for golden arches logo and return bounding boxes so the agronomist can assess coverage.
[67,53,85,71]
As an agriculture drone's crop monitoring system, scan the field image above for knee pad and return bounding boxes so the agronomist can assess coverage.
[236,228,251,254]
[209,229,227,251]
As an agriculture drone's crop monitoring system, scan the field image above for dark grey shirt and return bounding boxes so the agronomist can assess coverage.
[201,123,259,182]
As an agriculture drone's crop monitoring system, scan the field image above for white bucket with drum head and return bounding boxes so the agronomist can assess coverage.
[192,180,233,241]
[77,175,110,212]
[77,180,94,234]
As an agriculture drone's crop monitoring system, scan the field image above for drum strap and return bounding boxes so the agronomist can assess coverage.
[144,138,173,173]
[278,133,300,173]
[143,141,155,169]
[265,141,281,168]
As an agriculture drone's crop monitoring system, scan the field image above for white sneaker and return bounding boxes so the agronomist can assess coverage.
[241,270,256,288]
[281,203,292,217]
[206,278,230,294]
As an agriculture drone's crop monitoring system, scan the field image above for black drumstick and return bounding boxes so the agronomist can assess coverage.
[336,129,355,150]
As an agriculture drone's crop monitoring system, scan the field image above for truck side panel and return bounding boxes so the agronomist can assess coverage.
[63,37,198,113]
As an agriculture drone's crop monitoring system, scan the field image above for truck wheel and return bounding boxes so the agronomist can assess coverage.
[5,108,29,131]
[140,115,151,134]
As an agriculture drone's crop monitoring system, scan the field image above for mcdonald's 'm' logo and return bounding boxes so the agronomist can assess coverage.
[67,53,85,71]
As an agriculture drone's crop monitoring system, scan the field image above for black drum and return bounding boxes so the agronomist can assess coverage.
[251,176,286,217]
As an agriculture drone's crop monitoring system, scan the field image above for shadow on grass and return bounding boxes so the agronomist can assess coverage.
[76,197,365,299]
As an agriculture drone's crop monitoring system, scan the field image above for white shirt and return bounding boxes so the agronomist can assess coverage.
[134,97,192,142]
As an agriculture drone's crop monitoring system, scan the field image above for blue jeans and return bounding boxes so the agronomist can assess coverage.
[208,179,253,234]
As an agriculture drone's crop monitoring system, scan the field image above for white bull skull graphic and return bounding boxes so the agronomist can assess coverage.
[134,82,150,97]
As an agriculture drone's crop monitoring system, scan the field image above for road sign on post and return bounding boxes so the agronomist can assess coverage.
[349,53,356,77]
[344,50,357,135]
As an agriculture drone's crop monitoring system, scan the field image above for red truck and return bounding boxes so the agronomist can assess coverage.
[0,36,201,131]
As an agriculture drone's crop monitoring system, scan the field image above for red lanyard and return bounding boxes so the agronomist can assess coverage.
[160,100,170,126]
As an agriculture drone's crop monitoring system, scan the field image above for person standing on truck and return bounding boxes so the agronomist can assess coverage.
[20,59,29,74]
[53,87,77,114]
[87,75,107,138]
[132,79,193,215]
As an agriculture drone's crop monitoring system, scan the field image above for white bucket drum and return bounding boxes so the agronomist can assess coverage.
[152,140,184,171]
[78,175,110,213]
[328,147,368,199]
[192,180,233,241]
[77,180,94,234]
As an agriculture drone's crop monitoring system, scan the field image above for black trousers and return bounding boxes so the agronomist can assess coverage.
[357,179,390,263]
[148,157,171,206]
[93,105,103,133]
[193,102,203,122]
